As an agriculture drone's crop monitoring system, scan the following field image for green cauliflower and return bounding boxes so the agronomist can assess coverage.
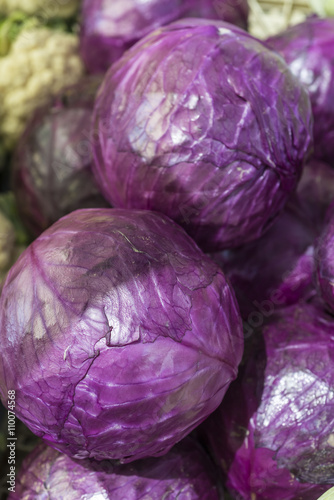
[0,21,84,149]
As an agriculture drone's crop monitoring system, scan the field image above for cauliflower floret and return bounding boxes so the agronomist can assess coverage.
[248,0,313,39]
[0,0,79,18]
[0,27,84,149]
[309,0,334,16]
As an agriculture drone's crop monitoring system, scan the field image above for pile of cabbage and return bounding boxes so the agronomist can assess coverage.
[0,1,334,499]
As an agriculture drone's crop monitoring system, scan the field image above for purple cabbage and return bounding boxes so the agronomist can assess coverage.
[0,208,243,462]
[266,17,334,164]
[80,0,249,74]
[315,204,334,314]
[9,438,221,499]
[294,159,334,231]
[91,18,313,252]
[12,78,108,237]
[210,205,317,321]
[210,158,334,320]
[203,301,334,499]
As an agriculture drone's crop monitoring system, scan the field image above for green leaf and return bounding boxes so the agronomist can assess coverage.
[0,11,39,56]
[0,10,77,56]
[0,192,30,245]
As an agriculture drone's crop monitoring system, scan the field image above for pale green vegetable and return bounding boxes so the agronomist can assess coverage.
[0,211,15,276]
[248,0,334,39]
[0,0,79,18]
[317,488,334,500]
[0,193,29,283]
[0,24,84,149]
[309,0,334,16]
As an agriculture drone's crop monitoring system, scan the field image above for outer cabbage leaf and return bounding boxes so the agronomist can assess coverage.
[0,208,243,462]
[210,159,334,320]
[210,206,316,320]
[315,204,334,313]
[203,301,334,499]
[266,17,334,164]
[294,159,334,231]
[80,0,249,73]
[9,438,221,499]
[92,19,313,251]
[317,488,334,500]
[12,78,108,237]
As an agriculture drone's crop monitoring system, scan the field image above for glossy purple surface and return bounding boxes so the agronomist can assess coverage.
[315,205,334,314]
[0,208,243,462]
[266,17,334,164]
[294,159,334,230]
[9,438,221,499]
[92,19,313,251]
[204,301,334,499]
[80,0,249,73]
[12,78,108,237]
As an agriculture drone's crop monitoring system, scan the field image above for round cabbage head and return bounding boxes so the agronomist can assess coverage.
[210,205,317,321]
[92,18,313,251]
[210,157,334,320]
[266,17,334,164]
[203,301,334,499]
[12,78,108,237]
[0,208,243,462]
[315,205,334,314]
[294,159,334,232]
[9,438,221,499]
[80,0,249,73]
[184,0,249,29]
